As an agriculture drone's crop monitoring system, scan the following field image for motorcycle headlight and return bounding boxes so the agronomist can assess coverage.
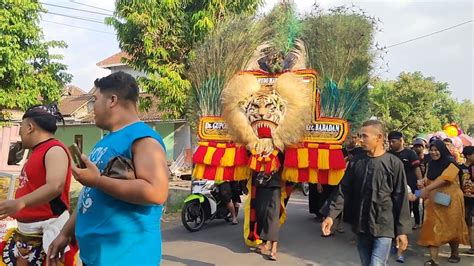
[203,181,215,190]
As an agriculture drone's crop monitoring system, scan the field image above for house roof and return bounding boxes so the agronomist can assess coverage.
[62,85,86,96]
[138,103,163,121]
[96,51,131,68]
[59,94,93,116]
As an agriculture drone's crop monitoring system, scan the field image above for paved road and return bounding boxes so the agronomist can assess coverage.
[161,193,473,266]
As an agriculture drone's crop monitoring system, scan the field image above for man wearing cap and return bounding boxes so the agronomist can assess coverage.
[412,138,430,176]
[388,131,423,229]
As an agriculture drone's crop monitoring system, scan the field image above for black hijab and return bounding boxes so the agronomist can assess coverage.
[426,140,456,180]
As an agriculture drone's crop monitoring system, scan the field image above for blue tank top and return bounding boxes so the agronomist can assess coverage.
[76,122,166,266]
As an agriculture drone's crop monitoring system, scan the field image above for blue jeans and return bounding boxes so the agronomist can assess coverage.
[356,233,392,266]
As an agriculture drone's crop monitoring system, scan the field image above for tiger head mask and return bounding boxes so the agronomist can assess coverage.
[221,72,311,155]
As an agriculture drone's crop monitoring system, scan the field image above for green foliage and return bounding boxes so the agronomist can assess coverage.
[302,5,378,128]
[0,0,72,117]
[251,2,304,74]
[186,0,264,41]
[368,72,461,139]
[458,99,474,135]
[264,2,301,55]
[320,77,369,129]
[302,5,377,87]
[108,0,263,119]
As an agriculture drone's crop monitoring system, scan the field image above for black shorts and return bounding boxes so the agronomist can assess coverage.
[218,182,241,203]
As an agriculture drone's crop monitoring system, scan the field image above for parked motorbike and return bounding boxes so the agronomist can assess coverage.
[181,180,239,232]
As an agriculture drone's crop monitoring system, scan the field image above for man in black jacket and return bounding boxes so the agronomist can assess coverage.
[322,120,411,266]
[388,131,423,229]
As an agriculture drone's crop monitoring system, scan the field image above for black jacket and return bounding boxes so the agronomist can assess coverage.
[328,152,412,238]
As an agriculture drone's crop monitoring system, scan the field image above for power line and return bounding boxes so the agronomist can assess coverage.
[40,2,112,16]
[69,0,114,13]
[386,19,473,48]
[41,19,115,35]
[41,11,106,24]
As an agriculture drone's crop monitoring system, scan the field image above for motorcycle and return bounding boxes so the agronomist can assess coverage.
[181,180,239,232]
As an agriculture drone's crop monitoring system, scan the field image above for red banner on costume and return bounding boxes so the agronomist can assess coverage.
[282,143,346,185]
[192,141,250,181]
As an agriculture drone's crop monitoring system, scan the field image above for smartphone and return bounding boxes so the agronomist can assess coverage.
[68,144,86,169]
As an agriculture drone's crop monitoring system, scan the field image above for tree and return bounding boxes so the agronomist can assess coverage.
[368,71,461,139]
[301,5,381,129]
[0,0,72,119]
[107,0,263,119]
[302,6,378,86]
[458,99,474,135]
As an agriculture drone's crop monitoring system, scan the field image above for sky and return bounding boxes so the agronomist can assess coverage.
[39,0,473,101]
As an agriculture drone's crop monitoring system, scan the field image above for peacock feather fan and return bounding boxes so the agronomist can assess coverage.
[187,15,268,117]
[320,76,368,120]
[253,1,305,73]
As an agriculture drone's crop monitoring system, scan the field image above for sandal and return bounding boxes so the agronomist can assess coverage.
[448,255,461,263]
[396,255,405,263]
[250,246,263,254]
[465,248,474,254]
[424,259,438,266]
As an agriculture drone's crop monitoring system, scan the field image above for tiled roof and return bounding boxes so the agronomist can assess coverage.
[137,94,164,121]
[96,51,131,68]
[59,95,93,116]
[80,112,95,123]
[62,85,86,96]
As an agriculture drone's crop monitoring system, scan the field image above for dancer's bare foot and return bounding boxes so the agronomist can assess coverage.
[269,252,277,261]
[256,243,270,255]
[269,242,278,261]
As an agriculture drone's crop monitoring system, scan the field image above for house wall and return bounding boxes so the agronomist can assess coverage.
[110,66,146,80]
[56,122,183,161]
[147,122,175,161]
[0,121,189,176]
[0,125,26,174]
[55,125,103,155]
[173,122,192,159]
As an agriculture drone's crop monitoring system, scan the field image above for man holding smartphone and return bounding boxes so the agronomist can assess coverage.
[48,72,169,266]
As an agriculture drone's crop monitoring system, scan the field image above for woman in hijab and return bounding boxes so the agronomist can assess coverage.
[418,140,469,265]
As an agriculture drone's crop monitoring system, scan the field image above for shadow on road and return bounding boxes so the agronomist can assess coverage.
[162,255,215,266]
[162,194,474,265]
[162,212,251,254]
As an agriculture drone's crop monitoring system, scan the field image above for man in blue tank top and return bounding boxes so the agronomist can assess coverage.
[47,72,169,266]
